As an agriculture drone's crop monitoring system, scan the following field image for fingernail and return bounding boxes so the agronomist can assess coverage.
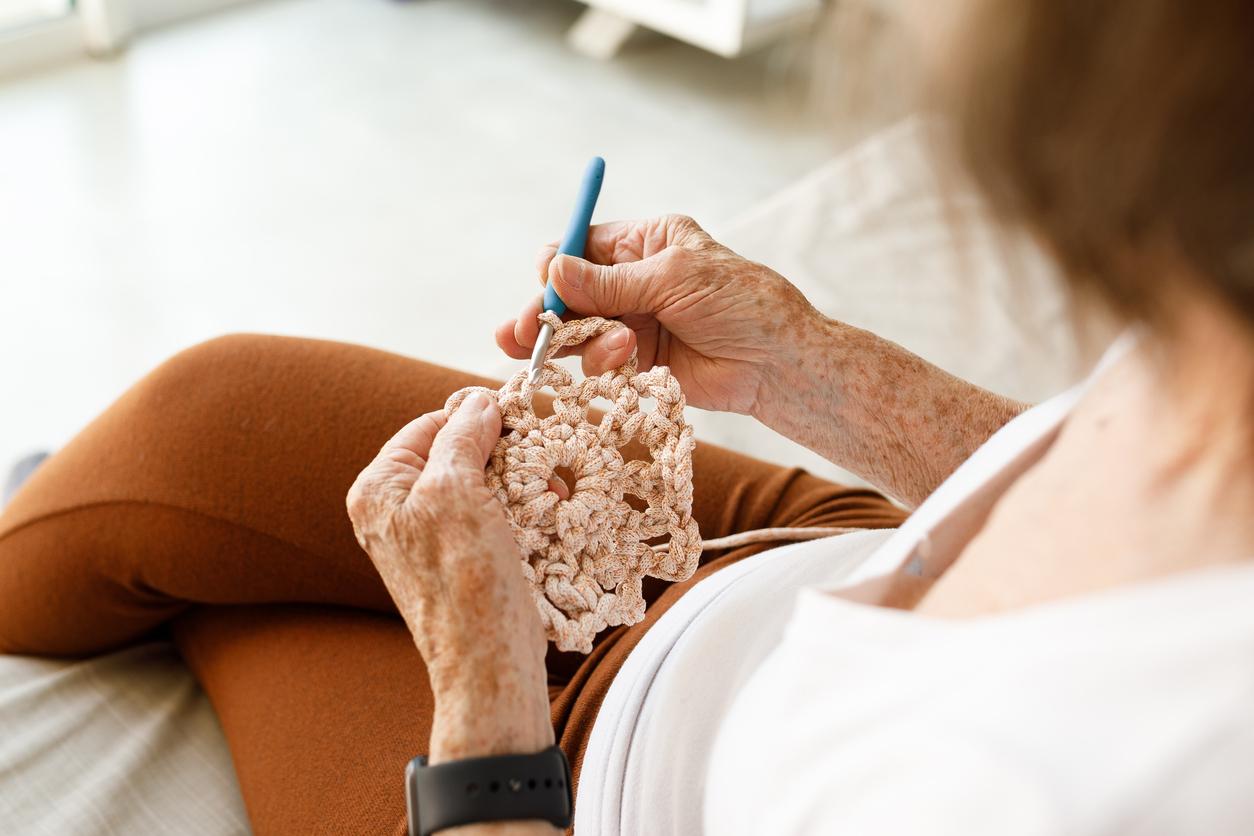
[606,327,630,350]
[555,255,583,290]
[463,392,490,412]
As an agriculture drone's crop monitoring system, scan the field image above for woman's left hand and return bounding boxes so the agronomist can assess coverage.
[346,392,553,763]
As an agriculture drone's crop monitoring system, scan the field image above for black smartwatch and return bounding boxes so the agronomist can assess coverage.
[405,745,573,836]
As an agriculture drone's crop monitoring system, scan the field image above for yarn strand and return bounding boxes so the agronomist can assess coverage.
[686,526,868,553]
[447,314,869,653]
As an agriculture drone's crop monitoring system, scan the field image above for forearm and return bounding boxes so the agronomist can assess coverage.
[407,595,560,836]
[754,312,1028,508]
[350,396,566,836]
[419,668,561,836]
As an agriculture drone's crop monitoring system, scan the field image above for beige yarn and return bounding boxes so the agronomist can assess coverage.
[446,313,700,653]
[446,313,867,653]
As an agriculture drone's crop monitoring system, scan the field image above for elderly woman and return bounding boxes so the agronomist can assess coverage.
[3,0,1253,833]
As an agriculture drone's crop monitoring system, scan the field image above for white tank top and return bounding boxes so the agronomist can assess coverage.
[575,335,1254,835]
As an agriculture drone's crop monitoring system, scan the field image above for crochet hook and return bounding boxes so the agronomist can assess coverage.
[527,156,606,385]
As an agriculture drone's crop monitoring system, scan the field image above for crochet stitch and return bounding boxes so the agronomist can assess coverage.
[445,313,701,653]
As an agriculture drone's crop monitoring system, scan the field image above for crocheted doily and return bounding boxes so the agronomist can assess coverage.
[445,313,701,653]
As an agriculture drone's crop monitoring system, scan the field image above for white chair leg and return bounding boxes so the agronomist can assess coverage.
[79,0,132,56]
[566,7,638,60]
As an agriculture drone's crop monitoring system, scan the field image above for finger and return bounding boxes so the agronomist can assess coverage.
[634,321,662,370]
[352,411,447,508]
[496,316,585,362]
[426,392,501,475]
[512,296,545,352]
[580,326,636,376]
[498,316,592,367]
[585,216,707,263]
[547,476,570,501]
[500,297,582,358]
[377,410,446,469]
[548,252,677,318]
[538,217,708,279]
[534,221,636,279]
[534,243,558,280]
[579,220,646,264]
[495,317,532,360]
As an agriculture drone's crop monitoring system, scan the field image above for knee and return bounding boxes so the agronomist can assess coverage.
[160,332,276,375]
[133,333,291,404]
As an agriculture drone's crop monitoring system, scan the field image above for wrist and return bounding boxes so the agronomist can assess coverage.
[428,661,553,763]
[750,309,849,429]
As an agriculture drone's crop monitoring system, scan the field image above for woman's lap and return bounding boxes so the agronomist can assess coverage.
[0,334,905,834]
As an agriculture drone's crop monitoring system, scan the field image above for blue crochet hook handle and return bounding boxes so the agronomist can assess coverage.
[543,156,605,316]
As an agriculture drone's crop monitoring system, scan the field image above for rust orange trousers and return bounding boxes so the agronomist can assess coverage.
[0,334,905,834]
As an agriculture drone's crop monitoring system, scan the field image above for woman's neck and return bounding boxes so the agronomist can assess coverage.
[913,302,1254,619]
[1129,304,1254,562]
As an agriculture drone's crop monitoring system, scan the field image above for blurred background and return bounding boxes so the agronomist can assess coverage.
[0,0,1085,485]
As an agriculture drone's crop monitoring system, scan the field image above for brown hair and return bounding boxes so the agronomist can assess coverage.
[937,0,1254,336]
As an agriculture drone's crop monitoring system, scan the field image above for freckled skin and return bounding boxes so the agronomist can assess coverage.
[758,315,1027,508]
[354,216,1029,834]
[347,402,558,836]
[507,215,1027,509]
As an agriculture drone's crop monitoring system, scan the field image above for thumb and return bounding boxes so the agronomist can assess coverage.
[426,392,501,475]
[549,252,675,317]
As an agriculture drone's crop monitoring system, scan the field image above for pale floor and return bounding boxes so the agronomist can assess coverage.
[0,0,835,474]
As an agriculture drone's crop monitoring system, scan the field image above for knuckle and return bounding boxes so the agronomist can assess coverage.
[345,479,392,551]
[673,215,719,252]
[658,245,694,279]
[660,244,689,266]
[345,483,367,519]
[345,474,386,523]
[663,213,703,240]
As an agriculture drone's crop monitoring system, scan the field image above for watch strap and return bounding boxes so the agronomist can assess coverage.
[406,745,572,836]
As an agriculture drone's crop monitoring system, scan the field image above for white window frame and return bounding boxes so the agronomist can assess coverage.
[0,0,257,79]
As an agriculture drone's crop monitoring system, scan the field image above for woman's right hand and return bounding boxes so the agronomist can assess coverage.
[495,214,820,415]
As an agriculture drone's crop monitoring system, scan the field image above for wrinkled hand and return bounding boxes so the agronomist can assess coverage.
[496,214,819,415]
[346,392,553,762]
